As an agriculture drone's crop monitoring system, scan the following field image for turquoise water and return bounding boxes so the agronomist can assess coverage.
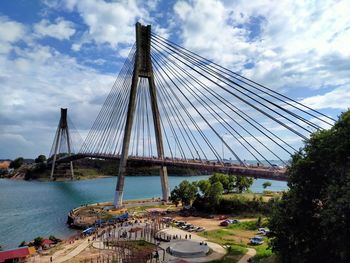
[0,176,287,249]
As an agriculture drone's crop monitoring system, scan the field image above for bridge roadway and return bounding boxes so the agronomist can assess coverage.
[53,153,288,181]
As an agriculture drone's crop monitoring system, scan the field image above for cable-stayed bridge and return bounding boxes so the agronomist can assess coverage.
[48,23,334,207]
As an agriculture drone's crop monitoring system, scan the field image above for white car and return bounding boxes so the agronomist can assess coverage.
[196,227,205,232]
[257,228,270,235]
[250,236,264,245]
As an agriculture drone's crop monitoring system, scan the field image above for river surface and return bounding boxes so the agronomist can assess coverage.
[0,176,287,249]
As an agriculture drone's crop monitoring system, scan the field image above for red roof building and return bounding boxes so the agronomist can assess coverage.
[42,239,54,249]
[0,246,36,262]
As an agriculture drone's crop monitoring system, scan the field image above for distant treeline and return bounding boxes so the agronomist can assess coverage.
[76,158,204,176]
[20,156,205,180]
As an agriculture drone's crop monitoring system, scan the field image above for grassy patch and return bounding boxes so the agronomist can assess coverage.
[200,224,256,246]
[209,244,247,263]
[228,221,259,230]
[222,192,282,203]
[227,244,248,255]
[75,168,101,179]
[129,240,156,250]
[106,240,156,251]
[227,219,268,231]
[200,218,274,263]
[252,243,273,262]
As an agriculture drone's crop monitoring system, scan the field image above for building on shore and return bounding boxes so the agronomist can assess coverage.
[0,246,36,263]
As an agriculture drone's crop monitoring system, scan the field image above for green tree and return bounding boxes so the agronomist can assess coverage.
[262,181,272,189]
[207,181,224,206]
[197,179,211,197]
[177,180,198,206]
[49,235,61,243]
[209,173,231,192]
[19,241,26,247]
[35,155,46,163]
[33,236,43,248]
[170,186,181,207]
[235,176,253,193]
[9,157,24,169]
[269,110,350,263]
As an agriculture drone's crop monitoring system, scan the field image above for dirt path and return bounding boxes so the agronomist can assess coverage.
[53,239,90,263]
[32,238,91,263]
[237,248,256,263]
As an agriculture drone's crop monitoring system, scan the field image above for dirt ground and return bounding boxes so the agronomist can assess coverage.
[69,246,115,262]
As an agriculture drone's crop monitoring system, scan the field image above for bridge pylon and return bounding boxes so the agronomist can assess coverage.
[50,108,74,180]
[114,23,169,207]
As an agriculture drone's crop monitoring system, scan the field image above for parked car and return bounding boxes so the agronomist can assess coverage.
[257,228,270,235]
[220,219,240,226]
[220,220,230,226]
[249,236,264,245]
[187,226,196,232]
[181,223,193,230]
[196,227,205,232]
[176,221,186,227]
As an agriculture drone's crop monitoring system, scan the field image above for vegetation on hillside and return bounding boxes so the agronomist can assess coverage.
[24,156,205,180]
[269,110,350,263]
[9,157,24,169]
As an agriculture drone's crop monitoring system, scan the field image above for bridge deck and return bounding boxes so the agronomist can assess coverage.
[52,153,288,181]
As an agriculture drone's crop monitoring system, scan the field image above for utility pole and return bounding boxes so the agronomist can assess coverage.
[114,23,169,208]
[50,108,74,180]
[221,132,228,162]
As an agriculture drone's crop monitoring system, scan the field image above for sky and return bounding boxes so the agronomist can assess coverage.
[0,0,349,160]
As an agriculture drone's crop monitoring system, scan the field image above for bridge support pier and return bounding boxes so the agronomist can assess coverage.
[114,23,169,208]
[50,108,75,180]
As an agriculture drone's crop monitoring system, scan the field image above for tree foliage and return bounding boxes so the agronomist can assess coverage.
[262,181,272,189]
[49,235,61,243]
[170,186,181,207]
[9,157,24,169]
[197,179,211,197]
[19,241,26,247]
[207,181,224,205]
[170,180,197,206]
[269,110,350,263]
[235,176,254,193]
[209,173,253,193]
[35,155,46,163]
[170,173,254,212]
[33,236,43,248]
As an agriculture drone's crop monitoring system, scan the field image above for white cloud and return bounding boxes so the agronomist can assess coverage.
[34,18,76,40]
[64,0,149,49]
[172,0,350,102]
[0,16,25,54]
[300,86,350,110]
[0,18,117,159]
[173,0,252,67]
